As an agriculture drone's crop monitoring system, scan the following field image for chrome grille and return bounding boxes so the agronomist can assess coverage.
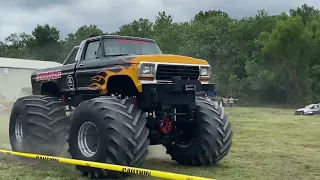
[156,64,199,81]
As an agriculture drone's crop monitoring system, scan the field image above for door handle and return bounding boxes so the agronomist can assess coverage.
[79,64,84,67]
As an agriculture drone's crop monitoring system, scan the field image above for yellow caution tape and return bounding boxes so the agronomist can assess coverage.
[0,149,215,180]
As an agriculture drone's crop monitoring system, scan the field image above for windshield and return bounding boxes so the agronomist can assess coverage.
[305,104,314,109]
[102,38,162,56]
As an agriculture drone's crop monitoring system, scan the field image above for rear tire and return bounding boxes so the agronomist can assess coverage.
[165,96,233,165]
[9,95,69,156]
[67,96,150,179]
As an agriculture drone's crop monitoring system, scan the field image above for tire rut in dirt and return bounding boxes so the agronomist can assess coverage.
[9,95,70,156]
[165,96,233,166]
[67,96,150,179]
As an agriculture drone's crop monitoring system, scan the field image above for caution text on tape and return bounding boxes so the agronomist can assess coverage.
[0,149,215,180]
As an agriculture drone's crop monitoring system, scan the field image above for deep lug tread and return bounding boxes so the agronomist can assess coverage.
[68,96,150,179]
[9,95,69,156]
[164,96,233,166]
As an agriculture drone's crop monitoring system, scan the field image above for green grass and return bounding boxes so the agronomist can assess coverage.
[0,107,319,180]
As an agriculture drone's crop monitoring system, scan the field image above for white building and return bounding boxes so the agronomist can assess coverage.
[0,57,62,101]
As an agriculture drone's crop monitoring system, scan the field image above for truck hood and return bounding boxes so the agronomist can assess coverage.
[31,54,209,77]
[125,54,209,65]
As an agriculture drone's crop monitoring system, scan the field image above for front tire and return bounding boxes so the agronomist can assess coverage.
[67,96,150,179]
[8,95,69,156]
[165,97,233,165]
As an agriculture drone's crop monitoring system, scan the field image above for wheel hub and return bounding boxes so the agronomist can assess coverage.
[77,122,100,157]
[175,122,195,148]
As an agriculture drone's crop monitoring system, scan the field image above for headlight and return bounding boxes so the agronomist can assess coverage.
[200,66,211,77]
[139,63,155,77]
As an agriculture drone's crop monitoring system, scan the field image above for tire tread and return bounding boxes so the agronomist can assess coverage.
[9,95,69,156]
[68,96,149,179]
[165,96,233,165]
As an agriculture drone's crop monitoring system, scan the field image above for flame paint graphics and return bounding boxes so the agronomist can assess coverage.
[87,57,135,94]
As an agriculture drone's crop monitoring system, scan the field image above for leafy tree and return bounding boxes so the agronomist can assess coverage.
[260,16,313,104]
[193,10,229,22]
[74,25,103,40]
[152,11,183,54]
[289,4,320,24]
[26,24,62,61]
[61,25,104,59]
[116,18,153,38]
[1,4,320,106]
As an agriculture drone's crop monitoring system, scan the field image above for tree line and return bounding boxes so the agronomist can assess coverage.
[1,4,319,106]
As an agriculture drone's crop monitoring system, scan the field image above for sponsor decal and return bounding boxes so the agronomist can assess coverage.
[36,69,62,81]
[66,75,75,89]
[122,168,151,176]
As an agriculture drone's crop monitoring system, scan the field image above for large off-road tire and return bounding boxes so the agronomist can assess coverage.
[164,96,233,165]
[9,95,69,156]
[67,96,150,179]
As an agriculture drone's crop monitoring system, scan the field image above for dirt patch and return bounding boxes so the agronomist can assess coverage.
[147,145,171,160]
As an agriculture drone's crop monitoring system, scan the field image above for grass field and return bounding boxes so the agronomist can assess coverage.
[0,107,319,180]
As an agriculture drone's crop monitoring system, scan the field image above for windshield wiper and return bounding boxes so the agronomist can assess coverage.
[104,53,130,57]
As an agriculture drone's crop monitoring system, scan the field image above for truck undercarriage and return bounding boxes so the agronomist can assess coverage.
[138,78,214,145]
[63,77,215,146]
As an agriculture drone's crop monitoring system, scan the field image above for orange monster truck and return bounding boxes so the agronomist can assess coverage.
[8,35,233,179]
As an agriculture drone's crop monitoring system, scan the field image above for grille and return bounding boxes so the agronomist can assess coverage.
[156,64,200,81]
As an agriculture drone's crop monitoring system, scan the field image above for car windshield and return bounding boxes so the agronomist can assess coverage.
[102,38,162,56]
[305,104,314,109]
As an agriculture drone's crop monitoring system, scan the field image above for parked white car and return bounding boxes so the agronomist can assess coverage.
[295,103,320,115]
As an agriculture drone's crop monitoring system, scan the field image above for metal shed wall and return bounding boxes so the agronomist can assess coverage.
[0,57,62,101]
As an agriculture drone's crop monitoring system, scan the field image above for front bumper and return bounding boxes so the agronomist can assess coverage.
[142,81,214,92]
[139,79,214,110]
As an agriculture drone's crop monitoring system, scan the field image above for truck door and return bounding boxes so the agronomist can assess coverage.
[59,46,79,93]
[75,38,105,95]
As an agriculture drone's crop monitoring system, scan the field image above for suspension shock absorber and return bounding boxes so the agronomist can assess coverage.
[173,108,177,122]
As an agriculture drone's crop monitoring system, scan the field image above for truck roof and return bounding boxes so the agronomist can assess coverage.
[87,34,157,43]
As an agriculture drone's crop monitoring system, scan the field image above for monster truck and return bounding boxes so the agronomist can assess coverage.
[8,35,233,179]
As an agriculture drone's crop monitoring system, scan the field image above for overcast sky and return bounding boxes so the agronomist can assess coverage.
[0,0,319,41]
